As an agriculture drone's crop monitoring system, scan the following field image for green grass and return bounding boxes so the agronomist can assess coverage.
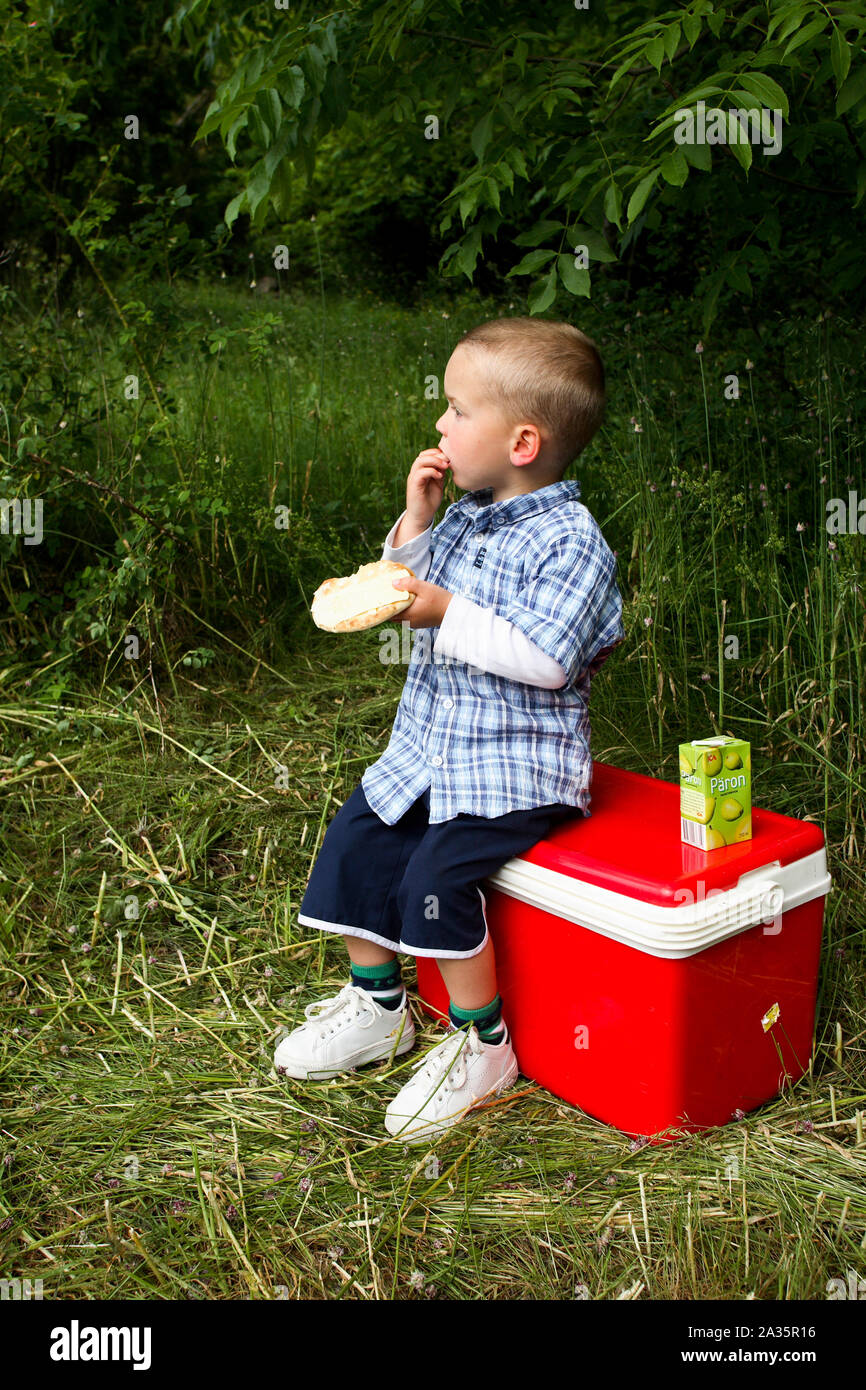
[1,636,864,1300]
[0,280,864,1299]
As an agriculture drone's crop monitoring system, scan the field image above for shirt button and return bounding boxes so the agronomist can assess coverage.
[442,698,454,709]
[430,755,443,767]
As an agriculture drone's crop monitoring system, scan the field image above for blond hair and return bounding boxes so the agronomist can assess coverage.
[455,317,606,473]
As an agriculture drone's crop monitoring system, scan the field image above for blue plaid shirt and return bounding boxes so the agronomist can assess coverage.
[361,478,624,824]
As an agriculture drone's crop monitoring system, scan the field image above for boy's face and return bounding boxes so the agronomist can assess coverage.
[435,347,546,501]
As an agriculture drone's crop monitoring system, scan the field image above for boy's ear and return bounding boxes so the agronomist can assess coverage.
[510,423,543,467]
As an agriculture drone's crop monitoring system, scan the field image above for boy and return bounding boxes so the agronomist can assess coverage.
[274,317,624,1144]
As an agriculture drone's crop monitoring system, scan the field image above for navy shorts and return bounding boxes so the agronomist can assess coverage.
[297,781,581,959]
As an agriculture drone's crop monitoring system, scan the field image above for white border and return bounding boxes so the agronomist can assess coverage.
[297,884,491,960]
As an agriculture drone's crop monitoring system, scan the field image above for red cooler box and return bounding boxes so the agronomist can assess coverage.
[415,762,832,1142]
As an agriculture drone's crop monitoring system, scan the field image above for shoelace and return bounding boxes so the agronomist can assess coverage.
[411,1026,484,1096]
[302,984,380,1032]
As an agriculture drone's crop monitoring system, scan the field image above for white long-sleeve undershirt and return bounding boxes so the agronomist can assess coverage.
[382,513,567,690]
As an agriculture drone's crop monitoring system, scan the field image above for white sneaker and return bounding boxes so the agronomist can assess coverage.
[274,983,416,1080]
[383,1022,519,1144]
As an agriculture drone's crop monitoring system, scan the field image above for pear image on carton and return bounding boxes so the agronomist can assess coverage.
[679,735,752,849]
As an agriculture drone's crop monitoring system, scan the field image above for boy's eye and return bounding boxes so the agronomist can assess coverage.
[451,405,461,417]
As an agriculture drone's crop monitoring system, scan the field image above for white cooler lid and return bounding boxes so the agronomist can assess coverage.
[485,763,833,959]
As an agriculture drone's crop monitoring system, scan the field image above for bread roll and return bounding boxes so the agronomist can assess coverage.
[311,560,416,632]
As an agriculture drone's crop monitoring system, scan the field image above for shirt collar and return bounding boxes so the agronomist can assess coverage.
[456,478,582,532]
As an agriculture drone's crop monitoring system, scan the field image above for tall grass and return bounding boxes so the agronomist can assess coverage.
[0,274,863,1299]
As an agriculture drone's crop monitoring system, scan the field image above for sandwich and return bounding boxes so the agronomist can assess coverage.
[311,559,416,632]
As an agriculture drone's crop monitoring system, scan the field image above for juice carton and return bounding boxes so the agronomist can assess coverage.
[679,736,752,849]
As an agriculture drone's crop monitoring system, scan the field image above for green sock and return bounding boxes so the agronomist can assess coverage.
[448,993,505,1044]
[350,958,404,1010]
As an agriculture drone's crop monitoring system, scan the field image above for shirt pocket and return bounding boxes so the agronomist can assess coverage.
[460,535,525,608]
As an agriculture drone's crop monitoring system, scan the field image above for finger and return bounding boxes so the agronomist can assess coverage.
[419,460,450,475]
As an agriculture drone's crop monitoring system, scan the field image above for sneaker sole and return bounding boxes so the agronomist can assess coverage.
[276,1020,416,1081]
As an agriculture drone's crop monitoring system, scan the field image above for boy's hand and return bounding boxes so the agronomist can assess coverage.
[393,575,453,628]
[405,446,450,530]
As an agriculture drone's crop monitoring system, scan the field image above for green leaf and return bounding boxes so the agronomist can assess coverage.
[783,15,829,57]
[726,263,752,295]
[506,248,557,277]
[247,103,270,150]
[744,244,769,274]
[855,161,866,208]
[660,149,689,186]
[504,146,528,180]
[471,110,494,161]
[303,43,326,91]
[646,35,664,72]
[495,159,514,195]
[733,3,767,40]
[279,66,305,109]
[256,88,282,142]
[753,208,781,251]
[453,229,484,281]
[225,111,249,162]
[768,4,808,42]
[246,166,272,220]
[608,51,642,92]
[837,66,866,115]
[729,136,753,172]
[604,181,623,227]
[514,219,565,247]
[683,139,712,171]
[528,266,558,314]
[457,175,484,226]
[683,13,702,46]
[224,191,246,229]
[831,27,852,87]
[557,254,591,297]
[566,224,618,263]
[675,83,726,104]
[739,71,789,118]
[729,88,764,112]
[700,268,726,335]
[663,23,681,62]
[269,160,292,218]
[195,100,223,141]
[649,107,700,141]
[264,124,290,179]
[627,169,660,223]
